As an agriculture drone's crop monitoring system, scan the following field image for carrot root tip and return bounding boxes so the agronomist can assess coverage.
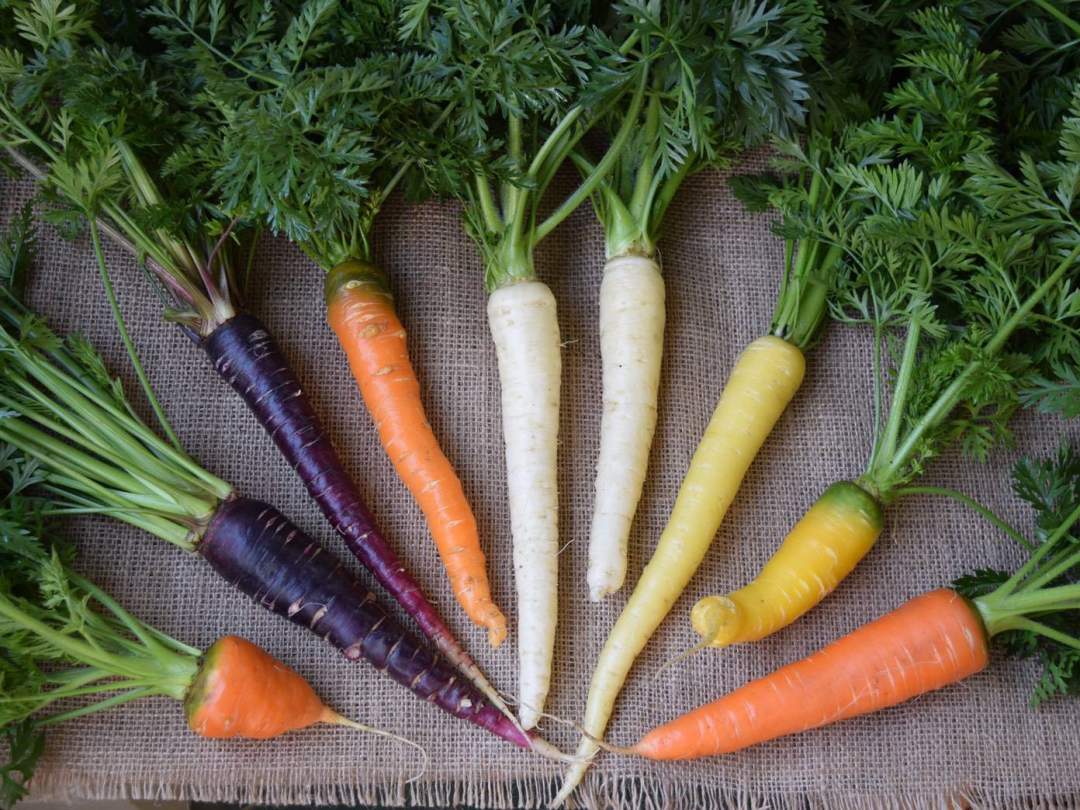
[572,724,636,757]
[322,709,429,782]
[484,612,508,648]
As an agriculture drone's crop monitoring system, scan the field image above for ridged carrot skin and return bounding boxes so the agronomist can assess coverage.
[202,314,506,714]
[557,335,806,800]
[197,496,531,747]
[185,635,335,739]
[691,481,883,647]
[325,261,506,647]
[635,589,989,760]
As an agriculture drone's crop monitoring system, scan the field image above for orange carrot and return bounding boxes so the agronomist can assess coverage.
[325,261,507,647]
[633,590,989,760]
[185,636,347,739]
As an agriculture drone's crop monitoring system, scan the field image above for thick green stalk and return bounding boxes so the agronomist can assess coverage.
[36,687,163,727]
[71,573,200,658]
[627,93,662,221]
[534,65,650,243]
[0,598,184,684]
[865,320,922,494]
[1000,502,1080,596]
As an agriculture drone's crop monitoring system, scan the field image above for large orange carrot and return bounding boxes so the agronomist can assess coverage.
[326,261,507,647]
[185,636,345,739]
[633,590,989,760]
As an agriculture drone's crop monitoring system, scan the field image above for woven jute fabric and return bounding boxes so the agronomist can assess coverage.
[2,158,1078,809]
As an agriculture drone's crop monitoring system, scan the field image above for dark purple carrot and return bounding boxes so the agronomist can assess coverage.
[200,497,528,743]
[0,292,533,749]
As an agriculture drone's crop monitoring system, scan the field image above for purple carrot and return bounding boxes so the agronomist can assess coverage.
[202,313,510,716]
[200,496,531,746]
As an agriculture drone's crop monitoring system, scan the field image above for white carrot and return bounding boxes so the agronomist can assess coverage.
[588,254,666,600]
[488,280,561,730]
[571,1,818,610]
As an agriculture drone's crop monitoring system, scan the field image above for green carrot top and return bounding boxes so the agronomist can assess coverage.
[956,442,1080,706]
[147,0,449,271]
[757,8,1080,500]
[402,0,650,291]
[0,216,231,551]
[0,490,201,809]
[0,0,256,337]
[578,0,823,263]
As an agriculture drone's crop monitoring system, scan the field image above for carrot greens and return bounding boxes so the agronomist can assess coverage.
[583,1,822,262]
[956,444,1080,706]
[0,1,517,713]
[683,8,1080,660]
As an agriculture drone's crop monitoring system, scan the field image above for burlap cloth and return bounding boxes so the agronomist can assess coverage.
[1,158,1078,809]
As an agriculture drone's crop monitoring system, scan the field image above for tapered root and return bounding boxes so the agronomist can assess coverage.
[324,710,429,784]
[573,724,634,757]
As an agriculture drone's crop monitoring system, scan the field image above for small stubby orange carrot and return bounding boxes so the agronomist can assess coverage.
[325,261,507,647]
[185,635,348,738]
[633,590,990,760]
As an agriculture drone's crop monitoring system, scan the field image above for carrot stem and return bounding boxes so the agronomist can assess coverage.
[88,219,182,450]
[894,485,1036,550]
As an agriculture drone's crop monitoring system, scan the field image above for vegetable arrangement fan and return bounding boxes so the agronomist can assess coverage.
[0,0,1077,806]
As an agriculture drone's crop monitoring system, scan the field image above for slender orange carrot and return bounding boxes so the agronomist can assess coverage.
[633,589,989,760]
[185,636,342,739]
[325,261,507,647]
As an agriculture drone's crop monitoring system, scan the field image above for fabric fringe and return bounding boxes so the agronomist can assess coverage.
[570,776,1080,810]
[26,767,1080,809]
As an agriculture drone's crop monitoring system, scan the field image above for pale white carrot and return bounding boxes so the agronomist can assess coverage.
[487,279,561,730]
[588,253,666,600]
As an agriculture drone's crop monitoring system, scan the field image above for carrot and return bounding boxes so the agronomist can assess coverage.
[0,291,534,750]
[691,482,883,647]
[0,520,423,765]
[325,261,507,647]
[186,636,356,739]
[634,590,989,760]
[557,334,807,796]
[685,12,1080,657]
[630,446,1080,761]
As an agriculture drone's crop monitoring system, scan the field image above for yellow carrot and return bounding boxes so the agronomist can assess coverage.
[556,335,805,802]
[691,481,882,647]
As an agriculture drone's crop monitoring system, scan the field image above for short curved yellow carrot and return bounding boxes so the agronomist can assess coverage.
[691,481,882,647]
[556,335,805,802]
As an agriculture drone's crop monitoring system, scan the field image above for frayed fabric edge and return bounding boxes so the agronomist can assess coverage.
[24,768,1080,809]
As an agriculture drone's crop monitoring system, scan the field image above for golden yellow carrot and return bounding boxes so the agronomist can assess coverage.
[691,481,882,647]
